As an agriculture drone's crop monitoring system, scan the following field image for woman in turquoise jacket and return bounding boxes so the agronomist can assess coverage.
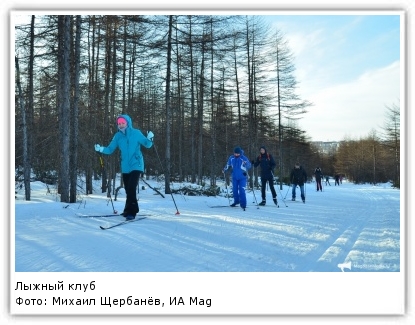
[95,114,154,220]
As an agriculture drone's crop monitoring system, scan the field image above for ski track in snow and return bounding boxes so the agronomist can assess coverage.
[14,180,400,272]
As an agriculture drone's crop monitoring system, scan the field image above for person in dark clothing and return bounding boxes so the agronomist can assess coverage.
[290,162,307,203]
[335,174,340,186]
[253,146,277,206]
[325,175,331,186]
[314,167,323,191]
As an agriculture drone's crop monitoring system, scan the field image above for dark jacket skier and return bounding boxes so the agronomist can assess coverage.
[290,162,307,202]
[253,146,277,206]
[314,167,323,191]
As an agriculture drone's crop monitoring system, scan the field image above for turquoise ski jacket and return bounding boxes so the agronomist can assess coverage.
[101,114,153,173]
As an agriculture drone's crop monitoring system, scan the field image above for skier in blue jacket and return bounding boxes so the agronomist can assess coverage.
[223,147,252,210]
[94,114,154,220]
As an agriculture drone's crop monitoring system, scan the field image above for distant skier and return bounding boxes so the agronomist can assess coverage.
[314,167,323,192]
[223,147,252,211]
[325,175,331,186]
[290,162,307,203]
[253,146,278,206]
[335,174,340,186]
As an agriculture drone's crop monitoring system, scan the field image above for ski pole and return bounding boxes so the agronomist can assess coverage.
[272,171,287,207]
[223,171,231,205]
[249,172,259,209]
[140,177,165,198]
[99,156,118,214]
[285,175,294,200]
[278,186,288,207]
[305,179,307,197]
[284,185,290,200]
[152,141,180,215]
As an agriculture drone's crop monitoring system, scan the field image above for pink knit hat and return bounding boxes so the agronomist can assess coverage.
[117,117,127,125]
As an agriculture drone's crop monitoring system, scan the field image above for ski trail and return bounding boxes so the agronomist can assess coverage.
[309,186,400,271]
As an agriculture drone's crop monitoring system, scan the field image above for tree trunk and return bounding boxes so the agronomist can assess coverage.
[198,41,205,186]
[164,15,173,194]
[70,15,81,203]
[15,56,31,200]
[58,15,71,202]
[189,17,197,184]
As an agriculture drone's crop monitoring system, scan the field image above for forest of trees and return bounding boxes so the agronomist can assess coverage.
[14,15,400,203]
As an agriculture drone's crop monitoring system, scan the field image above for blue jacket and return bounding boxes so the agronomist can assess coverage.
[223,150,252,180]
[101,114,153,173]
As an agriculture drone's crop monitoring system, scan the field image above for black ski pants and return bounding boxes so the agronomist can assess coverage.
[122,170,141,216]
[316,177,322,191]
[261,177,277,201]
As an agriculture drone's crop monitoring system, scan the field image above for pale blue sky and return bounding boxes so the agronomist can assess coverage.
[264,12,402,141]
[11,11,402,142]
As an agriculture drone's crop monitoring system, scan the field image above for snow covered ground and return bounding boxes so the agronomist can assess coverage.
[10,177,404,320]
[14,177,400,272]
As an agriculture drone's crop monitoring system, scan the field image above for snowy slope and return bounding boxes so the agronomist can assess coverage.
[9,177,405,318]
[14,178,400,272]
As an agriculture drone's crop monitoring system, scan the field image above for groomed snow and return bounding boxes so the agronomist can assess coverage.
[14,178,400,272]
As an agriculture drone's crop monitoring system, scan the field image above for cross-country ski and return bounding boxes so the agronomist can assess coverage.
[76,213,119,218]
[99,217,147,230]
